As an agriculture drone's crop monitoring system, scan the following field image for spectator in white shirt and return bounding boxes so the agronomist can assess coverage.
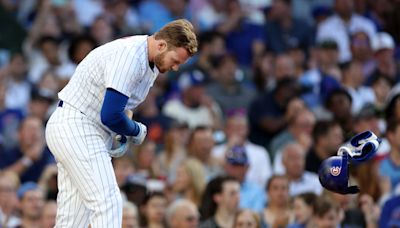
[341,60,375,114]
[281,143,322,197]
[316,0,376,63]
[212,113,272,189]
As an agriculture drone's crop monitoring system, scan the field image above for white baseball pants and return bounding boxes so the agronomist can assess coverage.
[45,102,122,228]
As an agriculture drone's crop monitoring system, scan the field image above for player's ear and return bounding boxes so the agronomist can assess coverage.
[157,40,167,52]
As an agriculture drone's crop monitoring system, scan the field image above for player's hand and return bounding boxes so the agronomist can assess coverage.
[109,140,129,158]
[131,122,147,145]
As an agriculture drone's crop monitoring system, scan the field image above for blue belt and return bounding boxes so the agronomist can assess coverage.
[58,100,85,115]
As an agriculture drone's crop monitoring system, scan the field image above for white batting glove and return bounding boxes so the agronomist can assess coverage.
[109,140,129,157]
[132,122,147,145]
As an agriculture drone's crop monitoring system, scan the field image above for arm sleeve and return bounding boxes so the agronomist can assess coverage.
[100,88,140,136]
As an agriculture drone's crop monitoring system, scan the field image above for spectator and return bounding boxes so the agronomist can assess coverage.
[281,143,322,196]
[170,158,206,207]
[385,92,400,124]
[221,0,266,67]
[379,120,400,192]
[352,157,391,204]
[28,87,56,124]
[37,165,58,201]
[213,113,272,189]
[379,194,400,228]
[288,192,318,228]
[273,53,297,82]
[0,79,24,150]
[312,196,342,228]
[369,32,399,83]
[252,51,275,93]
[89,15,115,46]
[166,199,199,228]
[3,52,32,112]
[316,0,376,63]
[162,70,223,129]
[233,209,261,228]
[305,120,344,173]
[248,78,300,149]
[262,175,294,228]
[122,201,140,228]
[104,0,141,37]
[352,103,390,159]
[299,40,341,112]
[341,60,375,114]
[206,53,256,117]
[28,36,75,84]
[0,115,55,183]
[138,0,192,34]
[187,126,223,181]
[36,70,61,98]
[270,108,316,165]
[133,140,160,181]
[199,176,240,228]
[349,30,375,78]
[112,155,135,188]
[40,200,57,228]
[168,30,226,85]
[222,145,266,213]
[139,191,167,228]
[265,0,313,55]
[325,88,355,140]
[17,182,45,228]
[67,35,97,66]
[323,191,379,228]
[155,120,189,183]
[370,73,394,112]
[0,171,20,228]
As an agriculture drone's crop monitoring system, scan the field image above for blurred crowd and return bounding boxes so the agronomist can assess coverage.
[0,0,400,227]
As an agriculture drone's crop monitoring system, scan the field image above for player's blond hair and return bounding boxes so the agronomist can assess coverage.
[155,19,198,56]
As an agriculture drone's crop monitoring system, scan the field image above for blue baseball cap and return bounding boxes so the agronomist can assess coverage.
[17,182,40,199]
[226,146,249,166]
[177,70,206,90]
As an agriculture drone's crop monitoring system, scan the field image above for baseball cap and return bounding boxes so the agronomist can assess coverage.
[177,70,205,91]
[17,182,40,199]
[226,146,249,166]
[316,39,338,50]
[372,32,395,52]
[312,5,333,19]
[31,88,56,103]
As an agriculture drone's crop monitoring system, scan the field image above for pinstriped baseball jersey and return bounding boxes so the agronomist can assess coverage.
[59,35,159,124]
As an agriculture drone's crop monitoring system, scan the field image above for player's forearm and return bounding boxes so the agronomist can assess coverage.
[101,88,140,136]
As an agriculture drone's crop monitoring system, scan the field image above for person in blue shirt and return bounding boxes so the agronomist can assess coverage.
[0,116,55,183]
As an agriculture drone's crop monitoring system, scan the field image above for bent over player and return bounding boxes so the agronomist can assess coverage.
[45,19,198,227]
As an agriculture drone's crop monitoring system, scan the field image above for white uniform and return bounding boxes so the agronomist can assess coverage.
[45,35,158,228]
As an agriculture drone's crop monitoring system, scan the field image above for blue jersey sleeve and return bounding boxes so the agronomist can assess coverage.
[100,88,140,136]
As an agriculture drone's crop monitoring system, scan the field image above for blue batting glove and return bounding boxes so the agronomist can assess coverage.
[337,131,381,164]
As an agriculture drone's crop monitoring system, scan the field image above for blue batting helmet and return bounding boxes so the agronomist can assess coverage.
[318,152,360,194]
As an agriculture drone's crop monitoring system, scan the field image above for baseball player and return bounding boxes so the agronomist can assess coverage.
[45,19,198,227]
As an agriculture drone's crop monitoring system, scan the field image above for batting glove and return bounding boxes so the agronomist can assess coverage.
[109,140,129,158]
[132,122,147,145]
[337,131,381,164]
